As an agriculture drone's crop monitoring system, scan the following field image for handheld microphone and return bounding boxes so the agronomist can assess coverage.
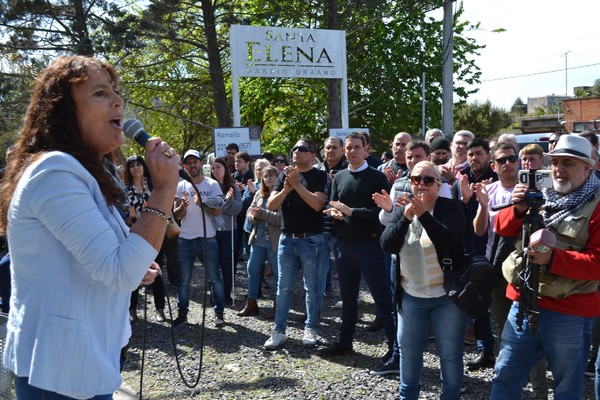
[122,119,193,184]
[529,228,556,254]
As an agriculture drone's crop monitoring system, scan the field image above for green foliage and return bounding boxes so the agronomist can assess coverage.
[454,100,512,138]
[0,0,487,160]
[575,78,600,98]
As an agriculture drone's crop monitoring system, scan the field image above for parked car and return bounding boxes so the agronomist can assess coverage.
[514,133,554,152]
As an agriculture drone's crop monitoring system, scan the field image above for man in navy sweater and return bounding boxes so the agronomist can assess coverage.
[319,132,395,361]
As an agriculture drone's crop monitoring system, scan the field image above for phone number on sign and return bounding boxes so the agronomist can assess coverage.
[216,143,252,152]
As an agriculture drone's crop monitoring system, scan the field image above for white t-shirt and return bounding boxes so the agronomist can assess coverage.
[482,180,515,258]
[176,177,223,239]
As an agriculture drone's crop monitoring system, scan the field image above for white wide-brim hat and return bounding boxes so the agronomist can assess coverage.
[544,134,595,167]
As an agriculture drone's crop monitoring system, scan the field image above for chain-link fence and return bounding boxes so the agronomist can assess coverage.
[0,313,12,399]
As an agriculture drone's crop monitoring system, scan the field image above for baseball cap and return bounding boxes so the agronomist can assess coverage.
[183,149,203,162]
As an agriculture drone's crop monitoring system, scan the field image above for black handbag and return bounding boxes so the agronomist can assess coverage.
[441,254,499,319]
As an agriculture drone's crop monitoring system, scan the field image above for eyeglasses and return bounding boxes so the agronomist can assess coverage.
[274,159,286,163]
[292,145,310,153]
[548,140,558,145]
[453,141,468,146]
[410,175,437,186]
[495,155,518,165]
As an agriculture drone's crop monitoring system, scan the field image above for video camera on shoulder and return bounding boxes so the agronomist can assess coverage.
[518,169,552,189]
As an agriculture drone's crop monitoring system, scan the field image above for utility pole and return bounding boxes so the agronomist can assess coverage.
[562,51,571,96]
[441,0,455,138]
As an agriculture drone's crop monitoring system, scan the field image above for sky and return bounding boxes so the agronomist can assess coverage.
[431,0,600,110]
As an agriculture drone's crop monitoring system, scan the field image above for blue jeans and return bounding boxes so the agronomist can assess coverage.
[595,345,600,398]
[247,244,278,300]
[337,239,395,345]
[492,302,594,400]
[274,233,325,333]
[216,229,238,298]
[14,376,112,399]
[176,237,223,315]
[398,292,467,400]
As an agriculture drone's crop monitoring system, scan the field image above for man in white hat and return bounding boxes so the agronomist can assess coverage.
[491,134,600,399]
[172,149,225,328]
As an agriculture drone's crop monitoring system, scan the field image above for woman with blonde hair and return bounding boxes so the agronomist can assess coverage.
[381,161,467,400]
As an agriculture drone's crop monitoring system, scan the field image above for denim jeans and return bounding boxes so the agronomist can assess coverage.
[596,345,600,398]
[247,244,278,300]
[492,302,594,400]
[176,237,223,315]
[216,229,238,298]
[14,376,112,399]
[337,240,395,345]
[398,292,467,400]
[274,233,325,333]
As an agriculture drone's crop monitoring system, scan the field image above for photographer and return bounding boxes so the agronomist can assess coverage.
[491,135,600,400]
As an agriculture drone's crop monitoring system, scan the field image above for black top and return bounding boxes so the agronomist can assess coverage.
[233,169,254,185]
[331,166,388,243]
[366,154,383,169]
[451,165,498,257]
[381,196,467,268]
[274,167,327,233]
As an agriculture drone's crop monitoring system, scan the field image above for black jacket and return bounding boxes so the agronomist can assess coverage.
[381,196,467,269]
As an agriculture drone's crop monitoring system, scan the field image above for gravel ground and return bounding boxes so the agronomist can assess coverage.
[122,260,596,399]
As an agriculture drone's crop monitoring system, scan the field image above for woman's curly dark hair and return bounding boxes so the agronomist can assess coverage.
[125,155,153,191]
[0,56,125,235]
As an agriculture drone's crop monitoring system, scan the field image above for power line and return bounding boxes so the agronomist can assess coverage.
[481,62,600,82]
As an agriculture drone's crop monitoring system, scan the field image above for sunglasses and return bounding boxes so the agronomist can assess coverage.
[410,175,437,186]
[495,155,518,165]
[548,140,558,145]
[292,145,310,153]
[274,159,286,163]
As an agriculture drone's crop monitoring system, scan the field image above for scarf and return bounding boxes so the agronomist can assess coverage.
[542,172,600,229]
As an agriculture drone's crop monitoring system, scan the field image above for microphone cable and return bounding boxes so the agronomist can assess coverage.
[136,177,211,398]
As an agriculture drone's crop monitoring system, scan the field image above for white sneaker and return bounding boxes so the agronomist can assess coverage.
[302,328,318,348]
[264,332,287,350]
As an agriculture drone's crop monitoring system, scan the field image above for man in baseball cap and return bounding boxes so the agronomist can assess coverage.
[173,148,225,328]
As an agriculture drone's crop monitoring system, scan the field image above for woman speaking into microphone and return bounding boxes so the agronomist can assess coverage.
[0,56,180,399]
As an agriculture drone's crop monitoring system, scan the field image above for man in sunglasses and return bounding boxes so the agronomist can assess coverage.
[264,139,328,351]
[467,141,520,372]
[319,133,395,362]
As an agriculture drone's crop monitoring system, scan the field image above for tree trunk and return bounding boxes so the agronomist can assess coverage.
[202,0,232,127]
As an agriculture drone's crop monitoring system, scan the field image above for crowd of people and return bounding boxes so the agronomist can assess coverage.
[1,55,600,400]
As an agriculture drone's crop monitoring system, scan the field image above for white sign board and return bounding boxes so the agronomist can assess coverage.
[230,25,348,129]
[213,127,262,157]
[230,25,345,79]
[329,128,370,140]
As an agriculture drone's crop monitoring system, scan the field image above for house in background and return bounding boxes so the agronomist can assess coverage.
[562,96,600,132]
[527,95,570,114]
